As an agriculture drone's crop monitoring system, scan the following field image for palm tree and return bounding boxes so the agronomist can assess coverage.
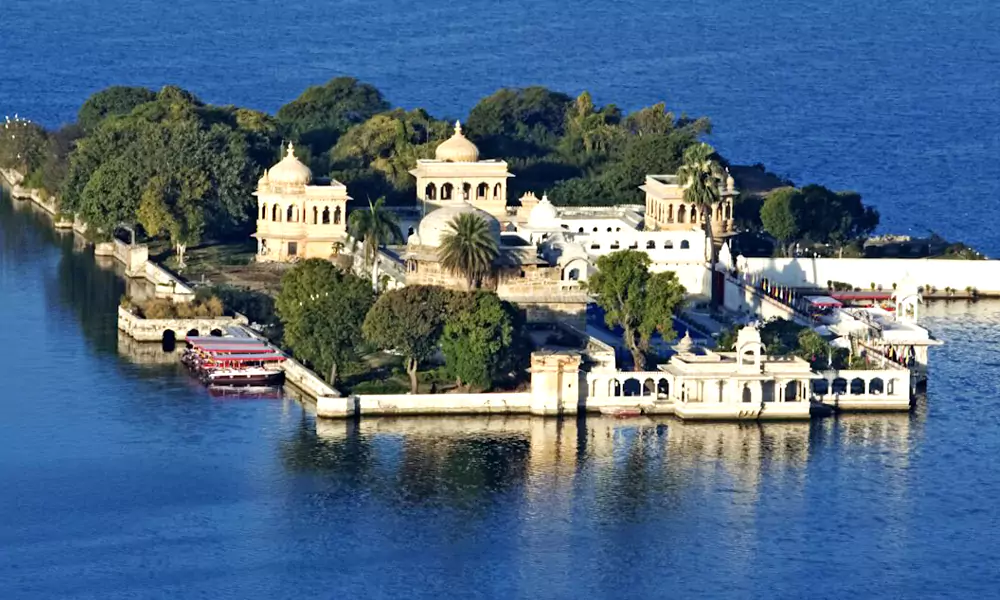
[438,213,499,290]
[676,142,725,263]
[347,196,403,269]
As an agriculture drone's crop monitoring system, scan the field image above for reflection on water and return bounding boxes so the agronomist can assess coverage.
[3,187,1000,598]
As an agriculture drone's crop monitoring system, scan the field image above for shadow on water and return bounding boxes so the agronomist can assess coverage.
[0,187,124,355]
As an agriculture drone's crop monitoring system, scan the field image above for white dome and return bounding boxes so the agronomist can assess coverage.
[528,193,558,228]
[268,142,312,186]
[416,202,501,249]
[435,121,480,162]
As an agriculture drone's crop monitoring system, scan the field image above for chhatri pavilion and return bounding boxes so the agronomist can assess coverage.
[253,142,350,262]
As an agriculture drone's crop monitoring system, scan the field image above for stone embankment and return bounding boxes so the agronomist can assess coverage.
[1,168,195,303]
[117,306,247,342]
[742,256,1000,296]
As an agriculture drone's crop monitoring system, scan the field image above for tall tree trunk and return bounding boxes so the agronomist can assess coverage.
[328,359,338,386]
[407,356,419,394]
[176,242,187,269]
[624,326,646,370]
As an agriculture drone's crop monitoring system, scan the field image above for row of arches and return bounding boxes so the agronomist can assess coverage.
[598,377,671,398]
[260,203,341,225]
[649,200,733,225]
[812,377,896,396]
[588,240,691,251]
[425,182,502,202]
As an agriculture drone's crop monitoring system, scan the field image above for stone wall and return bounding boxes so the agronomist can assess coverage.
[742,257,1000,294]
[117,306,247,342]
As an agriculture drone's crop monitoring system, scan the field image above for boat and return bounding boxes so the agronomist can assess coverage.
[183,336,285,388]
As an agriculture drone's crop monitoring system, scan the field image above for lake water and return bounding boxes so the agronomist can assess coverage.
[2,0,1000,254]
[3,2,1000,597]
[3,186,1000,598]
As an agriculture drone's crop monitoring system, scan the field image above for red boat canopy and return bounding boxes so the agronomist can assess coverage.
[205,352,285,363]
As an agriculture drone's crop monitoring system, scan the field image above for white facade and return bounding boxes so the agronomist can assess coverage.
[519,198,711,296]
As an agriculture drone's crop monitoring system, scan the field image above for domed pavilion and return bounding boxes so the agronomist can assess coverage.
[253,142,350,262]
[409,121,513,220]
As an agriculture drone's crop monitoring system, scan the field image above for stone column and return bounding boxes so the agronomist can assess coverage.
[530,352,583,416]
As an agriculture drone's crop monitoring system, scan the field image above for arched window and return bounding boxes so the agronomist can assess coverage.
[425,183,437,200]
[616,227,621,232]
[593,227,599,232]
[322,207,330,224]
[578,227,584,233]
[568,268,580,281]
[477,183,489,199]
[663,240,674,249]
[462,183,472,200]
[313,206,319,224]
[607,227,613,232]
[441,183,453,200]
[724,203,731,220]
[689,207,697,223]
[646,241,655,249]
[705,206,713,221]
[260,203,267,220]
[668,204,674,222]
[272,204,280,222]
[493,183,502,198]
[680,240,690,249]
[333,206,342,224]
[286,205,295,222]
[677,205,686,223]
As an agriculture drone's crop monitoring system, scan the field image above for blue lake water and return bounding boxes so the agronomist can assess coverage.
[3,1,1000,597]
[3,178,1000,599]
[2,0,1000,254]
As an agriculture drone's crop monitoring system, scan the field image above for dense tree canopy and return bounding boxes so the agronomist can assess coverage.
[77,86,157,133]
[759,184,880,253]
[275,259,374,385]
[329,108,450,203]
[440,292,523,390]
[276,77,389,161]
[586,250,687,369]
[60,86,279,245]
[362,286,452,393]
[466,86,573,159]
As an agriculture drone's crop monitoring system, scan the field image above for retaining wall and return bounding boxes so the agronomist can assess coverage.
[743,257,1000,294]
[116,306,247,342]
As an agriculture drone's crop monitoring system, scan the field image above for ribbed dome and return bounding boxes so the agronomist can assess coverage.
[268,142,312,186]
[435,121,479,162]
[528,193,558,228]
[415,202,501,249]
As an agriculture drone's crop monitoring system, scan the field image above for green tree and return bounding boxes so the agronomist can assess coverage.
[276,77,389,159]
[62,87,274,241]
[77,86,157,133]
[329,109,450,203]
[465,86,572,158]
[362,286,451,393]
[586,250,687,369]
[440,292,518,390]
[760,187,803,256]
[347,196,403,268]
[438,212,499,290]
[796,328,831,369]
[0,118,49,174]
[275,259,374,385]
[136,169,209,267]
[676,142,725,262]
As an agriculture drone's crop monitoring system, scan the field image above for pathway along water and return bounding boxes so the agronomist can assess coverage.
[2,188,1000,598]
